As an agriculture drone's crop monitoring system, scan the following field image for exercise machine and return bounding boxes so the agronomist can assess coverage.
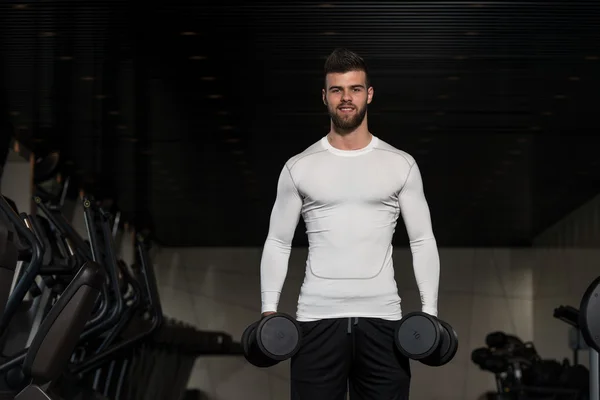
[470,274,600,400]
[0,191,244,399]
[555,274,600,400]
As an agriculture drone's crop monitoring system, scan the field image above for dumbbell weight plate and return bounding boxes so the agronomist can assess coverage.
[256,313,302,362]
[242,321,279,368]
[439,319,459,365]
[579,276,600,353]
[241,320,257,358]
[395,312,443,361]
[421,319,459,367]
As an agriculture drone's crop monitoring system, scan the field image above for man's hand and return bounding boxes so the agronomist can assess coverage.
[262,311,276,318]
[422,307,438,317]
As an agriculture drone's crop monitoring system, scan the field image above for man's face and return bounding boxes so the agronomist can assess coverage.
[322,70,373,133]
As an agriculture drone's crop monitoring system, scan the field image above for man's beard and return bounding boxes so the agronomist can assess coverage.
[328,102,368,134]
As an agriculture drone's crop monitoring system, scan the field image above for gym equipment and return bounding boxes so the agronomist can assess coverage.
[579,276,600,354]
[242,313,302,368]
[486,331,525,349]
[394,311,459,366]
[0,195,107,398]
[15,260,106,398]
[555,276,600,400]
[0,191,246,399]
[471,347,510,374]
[472,308,592,400]
[33,152,60,183]
[0,214,18,313]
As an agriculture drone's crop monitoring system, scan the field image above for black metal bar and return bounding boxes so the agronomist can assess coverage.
[70,234,163,376]
[96,263,143,352]
[136,234,162,321]
[34,197,92,261]
[27,214,47,257]
[0,197,42,337]
[82,197,101,263]
[553,305,580,329]
[37,196,107,328]
[0,350,27,373]
[79,208,123,342]
[71,317,155,377]
[195,341,245,356]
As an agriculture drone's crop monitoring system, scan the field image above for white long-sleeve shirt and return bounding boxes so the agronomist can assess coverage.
[260,135,440,322]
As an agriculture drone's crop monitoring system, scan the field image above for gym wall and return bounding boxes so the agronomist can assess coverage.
[533,193,600,248]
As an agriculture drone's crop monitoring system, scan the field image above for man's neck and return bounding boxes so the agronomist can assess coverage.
[327,128,373,151]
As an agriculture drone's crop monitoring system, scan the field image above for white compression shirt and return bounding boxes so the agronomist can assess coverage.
[260,135,440,322]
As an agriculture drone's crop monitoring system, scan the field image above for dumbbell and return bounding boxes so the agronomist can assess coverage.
[485,331,523,349]
[394,311,458,366]
[241,312,302,368]
[471,347,509,373]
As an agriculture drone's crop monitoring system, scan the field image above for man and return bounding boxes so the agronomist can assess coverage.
[259,48,440,400]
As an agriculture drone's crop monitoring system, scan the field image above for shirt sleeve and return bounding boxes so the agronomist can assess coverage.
[260,164,303,314]
[398,161,440,317]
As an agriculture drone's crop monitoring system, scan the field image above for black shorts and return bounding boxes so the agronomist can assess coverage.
[290,317,411,400]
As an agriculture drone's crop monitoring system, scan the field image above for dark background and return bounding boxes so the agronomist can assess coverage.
[1,0,599,248]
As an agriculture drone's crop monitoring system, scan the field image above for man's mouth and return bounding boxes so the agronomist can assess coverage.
[338,106,355,113]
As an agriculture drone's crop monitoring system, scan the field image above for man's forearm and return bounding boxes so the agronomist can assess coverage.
[410,236,440,316]
[398,162,441,317]
[260,237,293,313]
[258,163,303,314]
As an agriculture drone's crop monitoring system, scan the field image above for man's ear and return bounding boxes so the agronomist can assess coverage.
[322,88,327,106]
[367,86,374,105]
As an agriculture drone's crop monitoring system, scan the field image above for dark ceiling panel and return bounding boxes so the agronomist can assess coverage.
[2,1,600,248]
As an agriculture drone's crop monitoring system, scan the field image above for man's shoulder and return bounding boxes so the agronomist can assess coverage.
[374,137,416,167]
[285,137,327,170]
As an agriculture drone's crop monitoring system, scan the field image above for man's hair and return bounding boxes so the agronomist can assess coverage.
[324,48,370,88]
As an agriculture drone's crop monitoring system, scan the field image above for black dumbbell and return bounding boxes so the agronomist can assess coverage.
[241,313,302,368]
[485,331,523,349]
[471,347,509,373]
[394,311,458,367]
[579,276,600,353]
